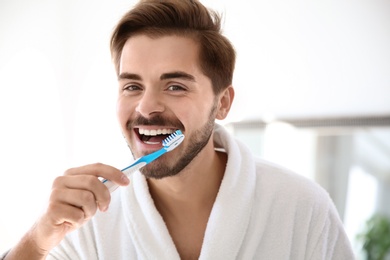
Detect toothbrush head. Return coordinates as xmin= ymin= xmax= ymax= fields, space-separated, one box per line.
xmin=162 ymin=130 xmax=185 ymax=151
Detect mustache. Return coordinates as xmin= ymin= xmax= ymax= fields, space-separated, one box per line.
xmin=126 ymin=114 xmax=185 ymax=130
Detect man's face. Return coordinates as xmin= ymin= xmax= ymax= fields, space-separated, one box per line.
xmin=117 ymin=34 xmax=218 ymax=179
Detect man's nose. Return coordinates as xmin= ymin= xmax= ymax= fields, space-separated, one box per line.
xmin=135 ymin=89 xmax=165 ymax=117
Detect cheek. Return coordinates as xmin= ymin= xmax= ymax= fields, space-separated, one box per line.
xmin=116 ymin=98 xmax=133 ymax=128
xmin=182 ymin=104 xmax=209 ymax=127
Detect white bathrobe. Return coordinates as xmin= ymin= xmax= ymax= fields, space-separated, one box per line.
xmin=48 ymin=124 xmax=355 ymax=259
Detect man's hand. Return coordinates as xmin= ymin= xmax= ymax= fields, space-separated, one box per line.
xmin=5 ymin=163 xmax=130 ymax=260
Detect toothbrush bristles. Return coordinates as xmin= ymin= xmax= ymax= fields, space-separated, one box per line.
xmin=162 ymin=130 xmax=182 ymax=146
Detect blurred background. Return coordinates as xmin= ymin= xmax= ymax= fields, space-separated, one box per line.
xmin=1 ymin=0 xmax=389 ymax=258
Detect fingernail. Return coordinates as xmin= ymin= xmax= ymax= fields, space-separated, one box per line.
xmin=97 ymin=201 xmax=109 ymax=212
xmin=121 ymin=174 xmax=130 ymax=184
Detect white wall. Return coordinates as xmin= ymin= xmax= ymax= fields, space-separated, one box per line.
xmin=221 ymin=0 xmax=390 ymax=122
xmin=1 ymin=0 xmax=389 ymax=253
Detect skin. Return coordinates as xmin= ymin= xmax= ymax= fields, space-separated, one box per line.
xmin=5 ymin=164 xmax=130 ymax=260
xmin=5 ymin=34 xmax=234 ymax=260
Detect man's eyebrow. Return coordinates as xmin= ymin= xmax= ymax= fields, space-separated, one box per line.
xmin=118 ymin=71 xmax=196 ymax=82
xmin=160 ymin=71 xmax=196 ymax=82
xmin=118 ymin=72 xmax=142 ymax=81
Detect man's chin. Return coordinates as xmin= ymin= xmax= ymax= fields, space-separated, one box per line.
xmin=139 ymin=163 xmax=175 ymax=179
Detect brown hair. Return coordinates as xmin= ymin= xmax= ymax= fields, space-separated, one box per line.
xmin=110 ymin=0 xmax=236 ymax=94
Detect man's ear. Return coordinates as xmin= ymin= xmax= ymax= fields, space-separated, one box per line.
xmin=216 ymin=85 xmax=235 ymax=120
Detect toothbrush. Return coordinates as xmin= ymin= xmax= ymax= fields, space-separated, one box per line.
xmin=102 ymin=129 xmax=185 ymax=193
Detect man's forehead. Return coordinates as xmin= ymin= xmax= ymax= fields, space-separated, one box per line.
xmin=118 ymin=34 xmax=203 ymax=80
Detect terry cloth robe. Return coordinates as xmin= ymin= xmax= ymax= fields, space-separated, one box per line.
xmin=48 ymin=124 xmax=355 ymax=259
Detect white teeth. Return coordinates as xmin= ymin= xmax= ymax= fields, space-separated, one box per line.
xmin=163 ymin=129 xmax=172 ymax=134
xmin=138 ymin=128 xmax=174 ymax=136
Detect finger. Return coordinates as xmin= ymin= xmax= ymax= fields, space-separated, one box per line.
xmin=50 ymin=187 xmax=98 ymax=221
xmin=53 ymin=175 xmax=110 ymax=212
xmin=65 ymin=163 xmax=130 ymax=186
xmin=46 ymin=201 xmax=86 ymax=231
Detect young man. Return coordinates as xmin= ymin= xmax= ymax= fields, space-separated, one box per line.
xmin=4 ymin=0 xmax=355 ymax=259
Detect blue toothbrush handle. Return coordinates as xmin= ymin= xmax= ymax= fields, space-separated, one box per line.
xmin=135 ymin=147 xmax=167 ymax=164
xmin=102 ymin=147 xmax=168 ymax=193
xmin=103 ymin=162 xmax=146 ymax=193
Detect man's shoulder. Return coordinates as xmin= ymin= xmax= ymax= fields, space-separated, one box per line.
xmin=253 ymin=158 xmax=330 ymax=203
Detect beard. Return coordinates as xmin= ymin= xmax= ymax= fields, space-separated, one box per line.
xmin=126 ymin=101 xmax=218 ymax=179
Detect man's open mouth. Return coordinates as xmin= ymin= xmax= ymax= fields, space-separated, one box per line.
xmin=136 ymin=128 xmax=176 ymax=145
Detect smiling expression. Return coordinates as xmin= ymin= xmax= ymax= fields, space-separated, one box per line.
xmin=116 ymin=34 xmax=221 ymax=178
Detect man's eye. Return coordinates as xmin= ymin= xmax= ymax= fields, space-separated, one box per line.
xmin=167 ymin=84 xmax=185 ymax=91
xmin=124 ymin=84 xmax=142 ymax=91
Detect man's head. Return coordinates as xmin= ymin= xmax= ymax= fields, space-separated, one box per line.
xmin=111 ymin=0 xmax=235 ymax=178
xmin=110 ymin=0 xmax=236 ymax=95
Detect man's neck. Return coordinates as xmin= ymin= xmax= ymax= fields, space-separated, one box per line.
xmin=147 ymin=145 xmax=227 ymax=216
